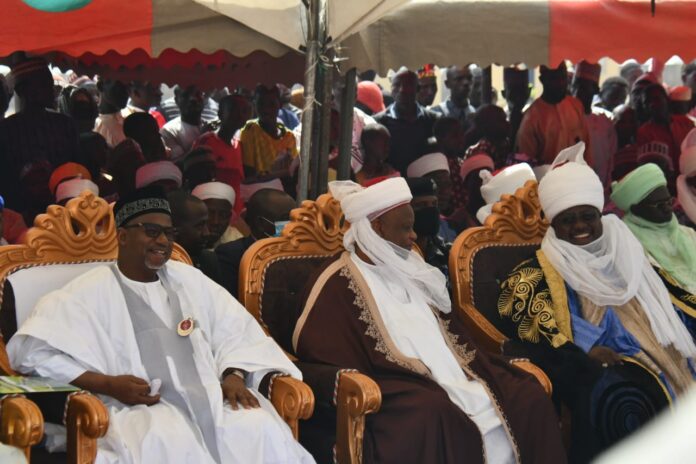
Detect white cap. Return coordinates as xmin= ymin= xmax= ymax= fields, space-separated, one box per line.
xmin=135 ymin=161 xmax=183 ymax=189
xmin=407 ymin=153 xmax=449 ymax=177
xmin=192 ymin=181 xmax=236 ymax=206
xmin=55 ymin=178 xmax=99 ymax=203
xmin=239 ymin=178 xmax=284 ymax=203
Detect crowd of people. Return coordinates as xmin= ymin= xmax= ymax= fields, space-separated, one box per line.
xmin=1 ymin=53 xmax=696 ymax=463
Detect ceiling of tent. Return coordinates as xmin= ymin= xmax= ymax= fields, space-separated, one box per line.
xmin=0 ymin=0 xmax=306 ymax=88
xmin=192 ymin=0 xmax=409 ymax=51
xmin=337 ymin=0 xmax=696 ymax=74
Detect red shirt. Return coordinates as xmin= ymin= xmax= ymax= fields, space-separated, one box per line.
xmin=195 ymin=132 xmax=245 ymax=214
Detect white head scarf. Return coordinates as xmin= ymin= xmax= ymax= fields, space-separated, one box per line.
xmin=539 ymin=143 xmax=696 ymax=357
xmin=677 ymin=130 xmax=696 ymax=224
xmin=476 ymin=163 xmax=536 ymax=223
xmin=329 ymin=178 xmax=451 ymax=312
xmin=55 ymin=178 xmax=99 ymax=203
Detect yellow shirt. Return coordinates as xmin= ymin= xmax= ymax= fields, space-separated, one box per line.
xmin=240 ymin=120 xmax=298 ymax=174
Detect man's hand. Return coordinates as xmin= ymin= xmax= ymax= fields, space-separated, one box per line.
xmin=221 ymin=375 xmax=260 ymax=410
xmin=588 ymin=346 xmax=622 ymax=367
xmin=106 ymin=375 xmax=160 ymax=406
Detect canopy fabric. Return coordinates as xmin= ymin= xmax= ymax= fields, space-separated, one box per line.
xmin=192 ymin=0 xmax=409 ymax=51
xmin=0 ymin=0 xmax=305 ymax=87
xmin=340 ymin=0 xmax=696 ymax=74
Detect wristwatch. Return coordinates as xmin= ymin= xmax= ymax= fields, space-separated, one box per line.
xmin=222 ymin=368 xmax=247 ymax=381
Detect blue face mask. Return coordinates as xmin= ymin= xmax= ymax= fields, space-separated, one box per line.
xmin=272 ymin=220 xmax=289 ymax=237
xmin=261 ymin=217 xmax=289 ymax=238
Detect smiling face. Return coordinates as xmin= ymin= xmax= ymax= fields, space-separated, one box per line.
xmin=551 ymin=205 xmax=603 ymax=246
xmin=117 ymin=212 xmax=174 ymax=281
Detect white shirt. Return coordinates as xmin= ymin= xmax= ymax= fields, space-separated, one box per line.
xmin=160 ymin=117 xmax=203 ymax=163
xmin=94 ymin=112 xmax=126 ymax=148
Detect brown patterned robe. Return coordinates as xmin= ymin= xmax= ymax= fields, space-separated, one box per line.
xmin=294 ymin=252 xmax=566 ymax=464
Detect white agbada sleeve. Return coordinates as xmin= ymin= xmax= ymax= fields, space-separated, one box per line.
xmin=203 ymin=277 xmax=302 ymax=390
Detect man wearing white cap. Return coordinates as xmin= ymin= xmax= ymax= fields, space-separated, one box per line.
xmin=499 ymin=142 xmax=695 ymax=462
xmin=572 ymin=61 xmax=617 ymax=187
xmin=192 ymin=181 xmax=244 ymax=249
xmin=135 ymin=161 xmax=183 ymax=192
xmin=677 ymin=129 xmax=696 ymax=226
xmin=55 ymin=178 xmax=100 ymax=205
xmin=295 ymin=177 xmax=566 ymax=464
xmin=407 ymin=153 xmax=457 ymax=241
xmin=476 ymin=163 xmax=536 ymax=223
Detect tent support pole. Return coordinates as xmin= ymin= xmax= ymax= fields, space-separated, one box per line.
xmin=336 ymin=67 xmax=357 ymax=180
xmin=316 ymin=62 xmax=333 ymax=195
xmin=482 ymin=65 xmax=493 ymax=105
xmin=297 ymin=0 xmax=320 ymax=203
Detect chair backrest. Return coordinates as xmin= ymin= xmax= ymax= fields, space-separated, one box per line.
xmin=0 ymin=192 xmax=192 ymax=372
xmin=449 ymin=180 xmax=549 ymax=352
xmin=238 ymin=193 xmax=346 ymax=353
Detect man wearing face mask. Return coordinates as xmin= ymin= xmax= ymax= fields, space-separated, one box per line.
xmin=216 ymin=188 xmax=295 ymax=297
xmin=406 ymin=177 xmax=451 ymax=286
xmin=499 ymin=143 xmax=694 ymax=463
xmin=611 ymin=163 xmax=696 ymax=337
xmin=294 ymin=177 xmax=567 ymax=464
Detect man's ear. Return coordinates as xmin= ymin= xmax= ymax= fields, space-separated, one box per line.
xmin=116 ymin=228 xmax=128 ymax=246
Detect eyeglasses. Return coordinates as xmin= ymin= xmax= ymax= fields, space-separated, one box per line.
xmin=642 ymin=198 xmax=672 ymax=209
xmin=122 ymin=223 xmax=178 ymax=241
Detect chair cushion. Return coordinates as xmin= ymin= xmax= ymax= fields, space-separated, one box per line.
xmin=261 ymin=256 xmax=333 ymax=353
xmin=471 ymin=244 xmax=539 ymax=333
xmin=4 ymin=261 xmax=112 ymax=337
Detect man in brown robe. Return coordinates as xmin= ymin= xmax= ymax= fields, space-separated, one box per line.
xmin=293 ymin=178 xmax=566 ymax=464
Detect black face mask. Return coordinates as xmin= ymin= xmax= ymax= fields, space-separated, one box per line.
xmin=413 ymin=206 xmax=440 ymax=237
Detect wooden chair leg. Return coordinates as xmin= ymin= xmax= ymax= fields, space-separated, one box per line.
xmin=0 ymin=395 xmax=43 ymax=462
xmin=65 ymin=392 xmax=109 ymax=464
xmin=335 ymin=372 xmax=381 ymax=464
xmin=269 ymin=376 xmax=315 ymax=439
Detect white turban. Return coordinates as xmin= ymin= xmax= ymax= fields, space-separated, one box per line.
xmin=55 ymin=178 xmax=99 ymax=203
xmin=192 ymin=181 xmax=235 ymax=206
xmin=460 ymin=153 xmax=494 ymax=180
xmin=330 ymin=177 xmax=412 ymax=223
xmin=538 ymin=142 xmax=604 ymax=221
xmin=476 ymin=163 xmax=536 ymax=223
xmin=406 ymin=153 xmax=449 ymax=178
xmin=135 ymin=161 xmax=182 ymax=189
xmin=328 ymin=178 xmax=450 ymax=312
xmin=239 ymin=178 xmax=284 ymax=203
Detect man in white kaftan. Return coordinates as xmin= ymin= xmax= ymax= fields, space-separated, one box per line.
xmin=7 ymin=186 xmax=314 ymax=464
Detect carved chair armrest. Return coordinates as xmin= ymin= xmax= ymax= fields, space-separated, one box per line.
xmin=65 ymin=392 xmax=109 ymax=464
xmin=509 ymin=359 xmax=553 ymax=395
xmin=269 ymin=376 xmax=315 ymax=440
xmin=335 ymin=371 xmax=381 ymax=464
xmin=0 ymin=395 xmax=44 ymax=462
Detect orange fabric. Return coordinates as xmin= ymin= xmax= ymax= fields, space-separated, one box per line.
xmin=550 ymin=0 xmax=696 ymax=65
xmin=0 ymin=0 xmax=151 ymax=55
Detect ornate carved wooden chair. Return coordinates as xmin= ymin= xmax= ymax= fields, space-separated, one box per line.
xmin=0 ymin=372 xmax=44 ymax=462
xmin=0 ymin=191 xmax=312 ymax=463
xmin=449 ymin=180 xmax=552 ymax=393
xmin=239 ymin=193 xmax=381 ymax=464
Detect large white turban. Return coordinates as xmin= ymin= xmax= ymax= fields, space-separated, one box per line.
xmin=330 ymin=177 xmax=412 ymax=223
xmin=55 ymin=178 xmax=99 ymax=203
xmin=329 ymin=178 xmax=451 ymax=312
xmin=135 ymin=161 xmax=182 ymax=189
xmin=476 ymin=163 xmax=536 ymax=223
xmin=192 ymin=181 xmax=236 ymax=206
xmin=538 ymin=142 xmax=604 ymax=221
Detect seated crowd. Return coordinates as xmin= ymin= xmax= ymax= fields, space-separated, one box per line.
xmin=1 ymin=54 xmax=696 ymax=464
